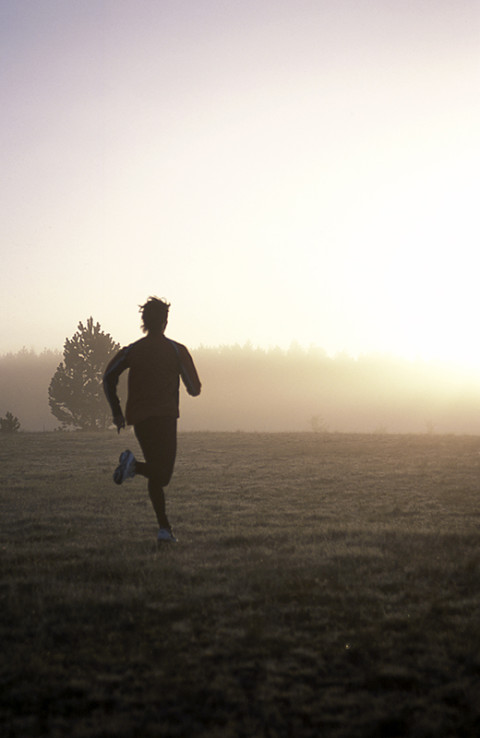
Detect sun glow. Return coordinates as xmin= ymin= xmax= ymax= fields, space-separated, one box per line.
xmin=0 ymin=1 xmax=478 ymax=374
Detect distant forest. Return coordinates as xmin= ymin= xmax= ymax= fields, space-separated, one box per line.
xmin=2 ymin=345 xmax=480 ymax=434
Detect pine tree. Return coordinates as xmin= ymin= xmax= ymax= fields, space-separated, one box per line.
xmin=48 ymin=318 xmax=120 ymax=430
xmin=0 ymin=411 xmax=21 ymax=433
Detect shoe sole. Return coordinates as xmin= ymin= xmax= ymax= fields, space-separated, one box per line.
xmin=113 ymin=450 xmax=134 ymax=485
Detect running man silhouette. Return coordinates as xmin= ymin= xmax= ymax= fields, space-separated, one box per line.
xmin=103 ymin=297 xmax=201 ymax=543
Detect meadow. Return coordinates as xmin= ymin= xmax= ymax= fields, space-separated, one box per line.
xmin=1 ymin=431 xmax=480 ymax=737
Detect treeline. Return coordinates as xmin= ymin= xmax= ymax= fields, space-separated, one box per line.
xmin=186 ymin=345 xmax=480 ymax=434
xmin=0 ymin=349 xmax=62 ymax=431
xmin=3 ymin=344 xmax=480 ymax=434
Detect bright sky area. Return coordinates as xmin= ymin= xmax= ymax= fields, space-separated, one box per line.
xmin=1 ymin=0 xmax=479 ymax=367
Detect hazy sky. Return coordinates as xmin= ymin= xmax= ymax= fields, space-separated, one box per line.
xmin=2 ymin=0 xmax=479 ymax=366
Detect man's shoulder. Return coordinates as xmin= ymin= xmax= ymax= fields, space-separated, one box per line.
xmin=166 ymin=339 xmax=196 ymax=364
xmin=166 ymin=337 xmax=189 ymax=353
xmin=110 ymin=338 xmax=146 ymax=364
xmin=128 ymin=336 xmax=148 ymax=348
xmin=129 ymin=335 xmax=181 ymax=361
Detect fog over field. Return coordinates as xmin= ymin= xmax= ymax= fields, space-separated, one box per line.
xmin=2 ymin=345 xmax=480 ymax=435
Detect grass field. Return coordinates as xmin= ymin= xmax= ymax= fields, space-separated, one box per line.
xmin=1 ymin=431 xmax=480 ymax=737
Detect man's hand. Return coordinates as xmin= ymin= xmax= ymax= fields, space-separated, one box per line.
xmin=113 ymin=413 xmax=126 ymax=434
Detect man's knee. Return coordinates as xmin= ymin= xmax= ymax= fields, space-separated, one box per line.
xmin=149 ymin=466 xmax=173 ymax=488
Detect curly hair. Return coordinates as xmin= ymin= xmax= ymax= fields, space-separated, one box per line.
xmin=140 ymin=296 xmax=170 ymax=333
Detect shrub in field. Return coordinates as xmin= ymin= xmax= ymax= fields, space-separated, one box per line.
xmin=0 ymin=410 xmax=21 ymax=433
xmin=48 ymin=318 xmax=120 ymax=430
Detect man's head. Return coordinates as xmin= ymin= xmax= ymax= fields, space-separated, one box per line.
xmin=140 ymin=296 xmax=170 ymax=334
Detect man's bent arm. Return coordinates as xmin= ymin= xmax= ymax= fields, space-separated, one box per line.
xmin=170 ymin=341 xmax=202 ymax=396
xmin=103 ymin=348 xmax=130 ymax=417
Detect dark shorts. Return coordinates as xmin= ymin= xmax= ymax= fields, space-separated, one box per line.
xmin=134 ymin=416 xmax=177 ymax=487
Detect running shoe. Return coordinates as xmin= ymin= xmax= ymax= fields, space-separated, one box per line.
xmin=157 ymin=528 xmax=177 ymax=543
xmin=113 ymin=449 xmax=136 ymax=485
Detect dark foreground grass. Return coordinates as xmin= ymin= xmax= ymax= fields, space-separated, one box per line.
xmin=1 ymin=431 xmax=480 ymax=737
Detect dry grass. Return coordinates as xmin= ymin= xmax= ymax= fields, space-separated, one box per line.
xmin=1 ymin=431 xmax=480 ymax=737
